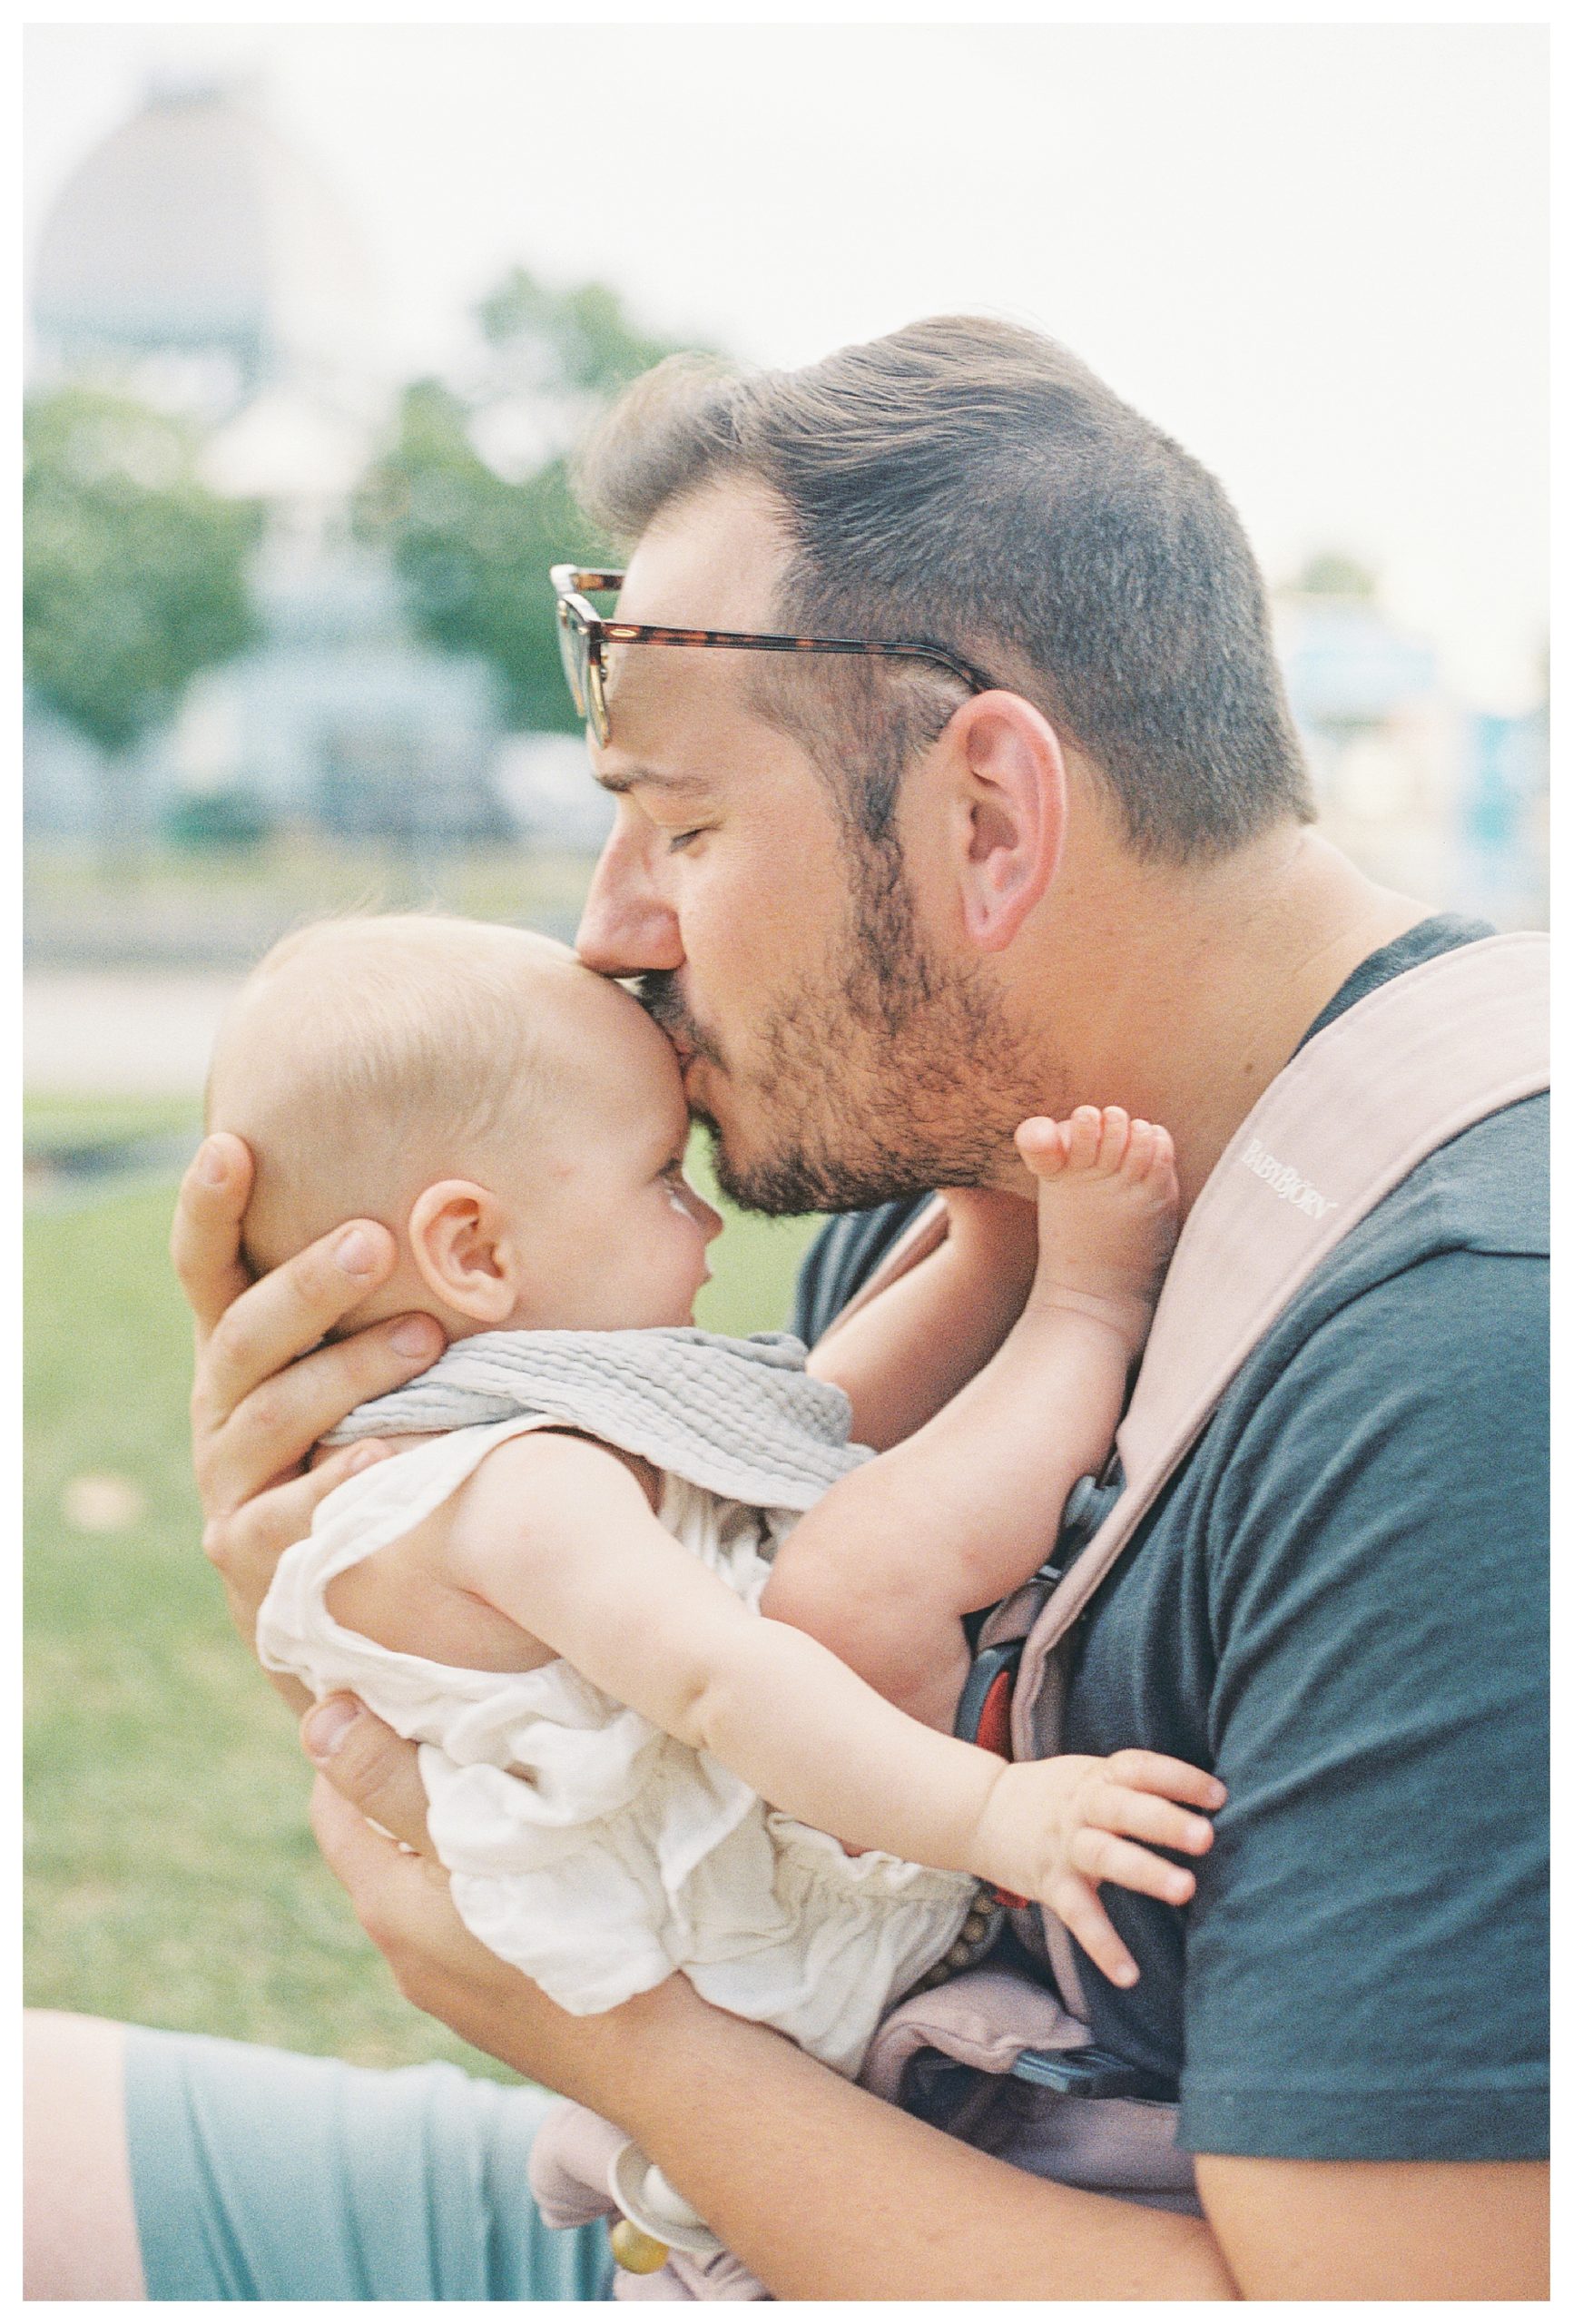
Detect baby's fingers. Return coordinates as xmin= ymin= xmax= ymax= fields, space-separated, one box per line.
xmin=1106 ymin=1749 xmax=1226 ymax=1811
xmin=1047 ymin=1874 xmax=1140 ymax=1989
xmin=1094 ymin=1785 xmax=1215 ymax=1858
xmin=1069 ymin=1827 xmax=1197 ymax=1907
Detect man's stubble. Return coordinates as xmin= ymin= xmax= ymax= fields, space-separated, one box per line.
xmin=639 ymin=831 xmax=1058 ymax=1217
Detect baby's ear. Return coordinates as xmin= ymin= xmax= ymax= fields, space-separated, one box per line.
xmin=408 ymin=1181 xmax=518 ymax=1324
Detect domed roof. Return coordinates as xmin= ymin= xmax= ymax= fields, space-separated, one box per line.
xmin=31 ymin=79 xmax=379 ymax=400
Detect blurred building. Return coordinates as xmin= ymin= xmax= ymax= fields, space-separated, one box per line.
xmin=1275 ymin=577 xmax=1548 ymax=931
xmin=31 ymin=71 xmax=378 ymax=421
xmin=25 ymin=75 xmax=510 ymax=848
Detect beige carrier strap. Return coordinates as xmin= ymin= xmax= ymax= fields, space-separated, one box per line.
xmin=813 ymin=1196 xmax=951 ymax=1339
xmin=992 ymin=931 xmax=1548 ymax=2014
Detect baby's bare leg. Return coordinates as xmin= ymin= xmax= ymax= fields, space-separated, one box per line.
xmin=1015 ymin=1106 xmax=1179 ymax=1358
xmin=766 ymin=1109 xmax=1179 ymax=1733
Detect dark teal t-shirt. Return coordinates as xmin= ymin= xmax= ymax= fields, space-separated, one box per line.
xmin=792 ymin=918 xmax=1548 ymax=2162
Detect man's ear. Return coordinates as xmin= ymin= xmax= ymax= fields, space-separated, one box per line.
xmin=945 ymin=693 xmax=1067 ymax=952
xmin=407 ymin=1180 xmax=518 ymax=1324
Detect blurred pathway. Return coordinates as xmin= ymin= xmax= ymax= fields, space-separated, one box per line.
xmin=25 ymin=971 xmax=243 ymax=1095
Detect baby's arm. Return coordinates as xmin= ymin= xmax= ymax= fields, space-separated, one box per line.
xmin=766 ymin=1109 xmax=1178 ymax=1728
xmin=441 ymin=1427 xmax=1220 ymax=1979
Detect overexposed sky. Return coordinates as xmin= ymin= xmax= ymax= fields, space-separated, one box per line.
xmin=25 ymin=19 xmax=1548 ymax=706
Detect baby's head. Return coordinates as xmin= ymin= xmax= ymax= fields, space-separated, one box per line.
xmin=206 ymin=915 xmax=722 ymax=1340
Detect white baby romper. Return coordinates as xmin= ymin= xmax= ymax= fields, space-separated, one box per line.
xmin=257 ymin=1329 xmax=978 ymax=2079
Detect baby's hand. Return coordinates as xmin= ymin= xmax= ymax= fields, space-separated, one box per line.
xmin=971 ymin=1749 xmax=1225 ymax=1988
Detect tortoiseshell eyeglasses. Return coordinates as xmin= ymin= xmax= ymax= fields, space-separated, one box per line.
xmin=550 ymin=564 xmax=997 ymax=746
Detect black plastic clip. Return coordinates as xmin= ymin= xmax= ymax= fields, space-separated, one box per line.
xmin=1059 ymin=1467 xmax=1124 ymax=1556
xmin=1009 ymin=2044 xmax=1177 ymax=2102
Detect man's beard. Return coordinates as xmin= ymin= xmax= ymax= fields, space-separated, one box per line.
xmin=638 ymin=834 xmax=1054 ymax=1216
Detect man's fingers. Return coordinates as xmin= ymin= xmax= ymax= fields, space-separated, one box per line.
xmin=307 ymin=1772 xmax=459 ymax=1975
xmin=203 ymin=1442 xmax=395 ymax=1600
xmin=198 ymin=1311 xmax=445 ymax=1521
xmin=306 ymin=1770 xmax=570 ymax=2048
xmin=303 ymin=1697 xmax=433 ymax=1853
xmin=171 ymin=1134 xmax=255 ymax=1344
xmin=309 ymin=1762 xmax=408 ymax=1879
xmin=195 ymin=1219 xmax=404 ymax=1430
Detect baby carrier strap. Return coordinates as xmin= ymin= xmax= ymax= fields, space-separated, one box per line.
xmin=988 ymin=930 xmax=1548 ymax=2013
xmin=861 ymin=931 xmax=1547 ymax=2106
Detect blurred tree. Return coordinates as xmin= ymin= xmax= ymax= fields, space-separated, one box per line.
xmin=477 ymin=267 xmax=693 ymax=407
xmin=24 ymin=387 xmax=263 ymax=862
xmin=358 ymin=271 xmax=713 ymax=734
xmin=162 ymin=784 xmax=277 ymax=852
xmin=356 ymin=384 xmax=587 ymax=734
xmin=1293 ymin=550 xmax=1379 ymax=601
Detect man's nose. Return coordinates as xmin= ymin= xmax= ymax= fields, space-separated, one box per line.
xmin=575 ymin=822 xmax=683 ymax=977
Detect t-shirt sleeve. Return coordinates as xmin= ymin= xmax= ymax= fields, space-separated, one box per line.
xmin=1177 ymin=1247 xmax=1548 ymax=2161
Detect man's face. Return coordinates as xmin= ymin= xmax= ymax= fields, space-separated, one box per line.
xmin=573 ymin=483 xmax=1043 ymax=1214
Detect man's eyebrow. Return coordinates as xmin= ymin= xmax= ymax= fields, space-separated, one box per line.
xmin=593 ymin=763 xmax=711 ymax=799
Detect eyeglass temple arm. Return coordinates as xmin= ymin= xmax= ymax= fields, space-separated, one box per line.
xmin=553 ymin=568 xmax=994 ymax=695
xmin=560 ymin=567 xmax=624 ymax=594
xmin=596 ymin=625 xmax=993 ymax=694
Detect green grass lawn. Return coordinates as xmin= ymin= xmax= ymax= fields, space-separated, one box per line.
xmin=24 ymin=1135 xmax=821 ymax=2070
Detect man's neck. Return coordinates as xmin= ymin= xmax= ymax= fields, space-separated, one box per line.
xmin=1035 ymin=828 xmax=1430 ymax=1216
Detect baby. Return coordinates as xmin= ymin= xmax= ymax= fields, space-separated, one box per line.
xmin=206 ymin=914 xmax=1219 ymax=2100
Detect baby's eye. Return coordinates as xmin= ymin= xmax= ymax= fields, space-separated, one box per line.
xmin=660 ymin=1158 xmax=707 ymax=1219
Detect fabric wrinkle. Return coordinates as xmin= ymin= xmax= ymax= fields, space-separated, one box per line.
xmin=258 ymin=1328 xmax=976 ymax=2081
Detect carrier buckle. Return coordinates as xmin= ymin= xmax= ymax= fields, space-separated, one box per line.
xmin=1010 ymin=2043 xmax=1177 ymax=2102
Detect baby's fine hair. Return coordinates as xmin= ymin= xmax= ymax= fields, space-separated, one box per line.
xmin=205 ymin=912 xmax=582 ymax=1275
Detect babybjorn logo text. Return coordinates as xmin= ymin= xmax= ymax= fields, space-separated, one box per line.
xmin=1240 ymin=1137 xmax=1338 ymax=1220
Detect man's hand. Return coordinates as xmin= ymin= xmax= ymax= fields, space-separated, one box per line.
xmin=171 ymin=1132 xmax=446 ymax=1678
xmin=301 ymin=1695 xmax=700 ymax=2102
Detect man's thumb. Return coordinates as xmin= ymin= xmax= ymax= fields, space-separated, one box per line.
xmin=302 ymin=1695 xmax=432 ymax=1852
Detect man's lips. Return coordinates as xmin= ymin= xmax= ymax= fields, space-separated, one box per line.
xmin=662 ymin=1025 xmax=713 ymax=1077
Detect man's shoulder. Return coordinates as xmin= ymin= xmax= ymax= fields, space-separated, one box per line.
xmin=1337 ymin=1083 xmax=1545 ymax=1260
xmin=1275 ymin=911 xmax=1545 ymax=1291
xmin=1178 ymin=1088 xmax=1547 ymax=1539
xmin=1101 ymin=1079 xmax=1550 ymax=1682
xmin=1235 ymin=1086 xmax=1547 ymax=1399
